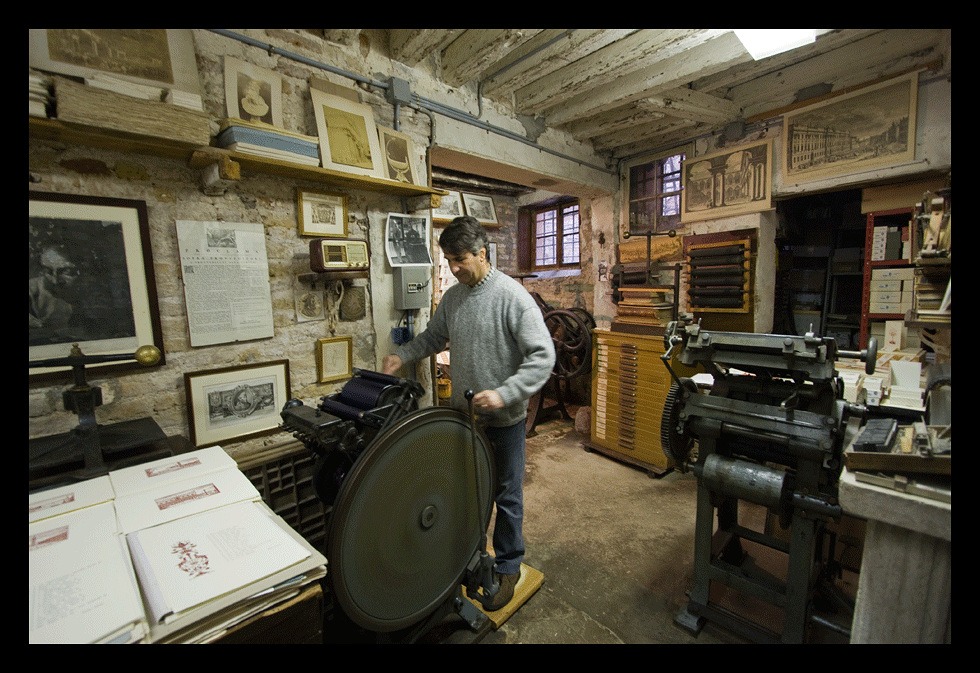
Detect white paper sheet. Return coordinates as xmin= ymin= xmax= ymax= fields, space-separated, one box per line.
xmin=108 ymin=446 xmax=237 ymax=498
xmin=29 ymin=475 xmax=115 ymax=523
xmin=126 ymin=500 xmax=311 ymax=623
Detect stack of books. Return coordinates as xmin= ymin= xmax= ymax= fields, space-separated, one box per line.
xmin=29 ymin=69 xmax=52 ymax=118
xmin=28 ymin=446 xmax=326 ymax=644
xmin=216 ymin=118 xmax=320 ymax=166
xmin=612 ymin=286 xmax=675 ymax=336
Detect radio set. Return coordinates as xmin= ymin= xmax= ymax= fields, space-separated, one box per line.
xmin=310 ymin=238 xmax=369 ymax=271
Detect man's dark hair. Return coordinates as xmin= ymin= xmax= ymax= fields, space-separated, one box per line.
xmin=439 ymin=216 xmax=488 ymax=257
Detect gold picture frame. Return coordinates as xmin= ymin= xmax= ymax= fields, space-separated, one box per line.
xmin=432 ymin=190 xmax=465 ymax=224
xmin=317 ymin=336 xmax=353 ymax=383
xmin=461 ymin=193 xmax=498 ymax=226
xmin=297 ymin=188 xmax=348 ymax=238
xmin=310 ymin=87 xmax=384 ymax=178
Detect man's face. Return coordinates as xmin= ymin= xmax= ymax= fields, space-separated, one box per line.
xmin=40 ymin=248 xmax=80 ymax=296
xmin=444 ymin=247 xmax=487 ymax=287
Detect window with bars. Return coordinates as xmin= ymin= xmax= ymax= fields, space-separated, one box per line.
xmin=627 ymin=152 xmax=685 ymax=234
xmin=532 ymin=201 xmax=580 ymax=269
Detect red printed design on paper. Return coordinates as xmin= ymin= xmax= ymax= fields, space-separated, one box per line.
xmin=154 ymin=483 xmax=220 ymax=510
xmin=146 ymin=456 xmax=203 ymax=478
xmin=172 ymin=540 xmax=211 ymax=578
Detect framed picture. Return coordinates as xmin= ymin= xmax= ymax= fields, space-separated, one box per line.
xmin=28 ymin=29 xmax=201 ymax=98
xmin=377 ymin=125 xmax=420 ymax=185
xmin=224 ymin=56 xmax=283 ymax=127
xmin=317 ymin=336 xmax=353 ymax=383
xmin=782 ymin=71 xmax=919 ymax=184
xmin=681 ymin=139 xmax=773 ymax=223
xmin=29 ymin=191 xmax=165 ymax=381
xmin=310 ymin=87 xmax=384 ymax=178
xmin=432 ymin=190 xmax=465 ymax=224
xmin=297 ymin=188 xmax=348 ymax=237
xmin=461 ymin=193 xmax=498 ymax=226
xmin=184 ymin=360 xmax=290 ymax=448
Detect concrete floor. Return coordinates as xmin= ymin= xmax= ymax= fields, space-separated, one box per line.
xmin=473 ymin=412 xmax=856 ymax=645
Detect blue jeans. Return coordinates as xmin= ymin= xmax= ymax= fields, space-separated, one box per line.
xmin=484 ymin=421 xmax=525 ymax=575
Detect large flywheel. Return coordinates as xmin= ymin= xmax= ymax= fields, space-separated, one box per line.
xmin=326 ymin=407 xmax=495 ymax=633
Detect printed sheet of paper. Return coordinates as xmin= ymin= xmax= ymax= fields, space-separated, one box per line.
xmin=29 ymin=503 xmax=146 ymax=643
xmin=385 ymin=213 xmax=433 ymax=267
xmin=108 ymin=446 xmax=237 ymax=498
xmin=29 ymin=475 xmax=115 ymax=523
xmin=114 ymin=466 xmax=261 ymax=534
xmin=176 ymin=220 xmax=274 ymax=347
xmin=126 ymin=500 xmax=311 ymax=623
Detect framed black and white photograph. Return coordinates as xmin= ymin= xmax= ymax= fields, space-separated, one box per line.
xmin=317 ymin=336 xmax=353 ymax=383
xmin=432 ymin=190 xmax=465 ymax=224
xmin=782 ymin=71 xmax=919 ymax=184
xmin=224 ymin=56 xmax=283 ymax=127
xmin=184 ymin=360 xmax=291 ymax=448
xmin=461 ymin=193 xmax=498 ymax=226
xmin=385 ymin=213 xmax=433 ymax=267
xmin=29 ymin=192 xmax=165 ymax=381
xmin=298 ymin=188 xmax=348 ymax=237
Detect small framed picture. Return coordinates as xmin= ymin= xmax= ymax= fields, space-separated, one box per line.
xmin=462 ymin=193 xmax=498 ymax=226
xmin=298 ymin=188 xmax=348 ymax=237
xmin=317 ymin=336 xmax=353 ymax=383
xmin=432 ymin=190 xmax=465 ymax=224
xmin=377 ymin=125 xmax=419 ymax=185
xmin=184 ymin=360 xmax=290 ymax=448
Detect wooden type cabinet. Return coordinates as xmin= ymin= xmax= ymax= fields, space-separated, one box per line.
xmin=587 ymin=330 xmax=674 ymax=475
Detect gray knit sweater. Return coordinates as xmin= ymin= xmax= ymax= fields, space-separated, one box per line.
xmin=395 ymin=269 xmax=555 ymax=427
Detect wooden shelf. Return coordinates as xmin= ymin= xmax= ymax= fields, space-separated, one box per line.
xmin=30 ymin=116 xmax=446 ymax=200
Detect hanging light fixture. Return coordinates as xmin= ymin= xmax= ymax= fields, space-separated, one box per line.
xmin=734 ymin=29 xmax=817 ymax=60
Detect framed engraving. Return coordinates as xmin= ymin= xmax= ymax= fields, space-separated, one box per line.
xmin=782 ymin=72 xmax=919 ymax=184
xmin=316 ymin=336 xmax=353 ymax=384
xmin=184 ymin=360 xmax=290 ymax=448
xmin=297 ymin=188 xmax=348 ymax=237
xmin=29 ymin=191 xmax=164 ymax=381
xmin=681 ymin=139 xmax=773 ymax=223
xmin=432 ymin=190 xmax=465 ymax=224
xmin=461 ymin=193 xmax=498 ymax=226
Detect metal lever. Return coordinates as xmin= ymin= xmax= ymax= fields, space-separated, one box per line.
xmin=463 ymin=390 xmax=499 ymax=608
xmin=838 ymin=336 xmax=879 ymax=375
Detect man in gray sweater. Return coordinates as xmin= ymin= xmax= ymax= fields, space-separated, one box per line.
xmin=383 ymin=216 xmax=555 ymax=610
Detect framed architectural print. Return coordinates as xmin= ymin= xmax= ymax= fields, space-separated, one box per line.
xmin=310 ymin=87 xmax=384 ymax=178
xmin=224 ymin=56 xmax=283 ymax=127
xmin=782 ymin=71 xmax=919 ymax=184
xmin=377 ymin=125 xmax=420 ymax=185
xmin=28 ymin=29 xmax=202 ymax=99
xmin=681 ymin=139 xmax=773 ymax=223
xmin=432 ymin=190 xmax=465 ymax=224
xmin=29 ymin=191 xmax=165 ymax=381
xmin=297 ymin=188 xmax=348 ymax=237
xmin=461 ymin=193 xmax=498 ymax=226
xmin=316 ymin=336 xmax=353 ymax=383
xmin=184 ymin=360 xmax=291 ymax=447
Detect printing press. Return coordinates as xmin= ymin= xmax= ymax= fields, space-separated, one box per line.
xmin=279 ymin=369 xmax=501 ymax=642
xmin=660 ymin=320 xmax=877 ymax=643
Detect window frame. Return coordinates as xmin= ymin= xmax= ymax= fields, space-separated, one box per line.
xmin=524 ymin=198 xmax=581 ymax=272
xmin=623 ymin=145 xmax=690 ymax=236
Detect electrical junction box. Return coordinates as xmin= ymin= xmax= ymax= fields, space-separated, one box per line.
xmin=394 ymin=267 xmax=431 ymax=310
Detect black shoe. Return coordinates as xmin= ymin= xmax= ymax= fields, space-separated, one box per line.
xmin=487 ymin=570 xmax=519 ymax=611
